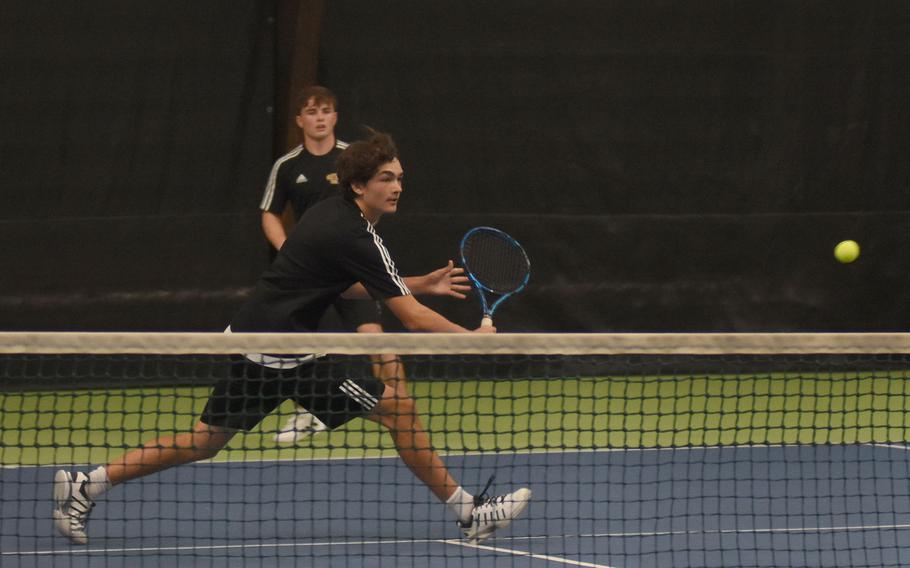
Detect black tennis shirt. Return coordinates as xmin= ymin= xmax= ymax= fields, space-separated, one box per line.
xmin=232 ymin=196 xmax=411 ymax=333
xmin=259 ymin=141 xmax=348 ymax=220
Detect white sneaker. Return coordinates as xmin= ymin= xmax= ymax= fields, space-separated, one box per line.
xmin=53 ymin=470 xmax=95 ymax=545
xmin=274 ymin=410 xmax=327 ymax=443
xmin=459 ymin=486 xmax=532 ymax=543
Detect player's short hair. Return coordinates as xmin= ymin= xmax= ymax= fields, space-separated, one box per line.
xmin=294 ymin=85 xmax=337 ymax=113
xmin=337 ymin=131 xmax=399 ymax=201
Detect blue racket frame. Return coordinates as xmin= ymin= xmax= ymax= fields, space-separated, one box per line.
xmin=459 ymin=226 xmax=531 ymax=324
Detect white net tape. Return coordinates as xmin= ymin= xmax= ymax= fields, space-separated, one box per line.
xmin=2 ymin=331 xmax=910 ymax=355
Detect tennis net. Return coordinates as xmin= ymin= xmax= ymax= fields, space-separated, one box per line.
xmin=2 ymin=332 xmax=910 ymax=567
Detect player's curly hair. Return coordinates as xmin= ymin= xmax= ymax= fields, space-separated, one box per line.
xmin=336 ymin=130 xmax=399 ymax=201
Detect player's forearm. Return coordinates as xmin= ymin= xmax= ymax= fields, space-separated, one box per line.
xmin=402 ymin=275 xmax=429 ymax=294
xmin=261 ymin=212 xmax=287 ymax=250
xmin=403 ymin=262 xmax=469 ymax=298
xmin=400 ymin=304 xmax=469 ymax=333
xmin=341 ymin=280 xmax=450 ymax=300
xmin=402 ymin=275 xmax=446 ymax=296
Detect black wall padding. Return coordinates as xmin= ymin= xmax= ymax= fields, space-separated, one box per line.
xmin=321 ymin=0 xmax=910 ymax=331
xmin=3 ymin=1 xmax=910 ymax=333
xmin=0 ymin=3 xmax=275 ymax=330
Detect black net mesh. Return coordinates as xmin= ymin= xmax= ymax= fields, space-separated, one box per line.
xmin=2 ymin=333 xmax=910 ymax=567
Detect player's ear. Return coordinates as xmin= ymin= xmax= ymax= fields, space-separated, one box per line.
xmin=351 ymin=182 xmax=366 ymax=196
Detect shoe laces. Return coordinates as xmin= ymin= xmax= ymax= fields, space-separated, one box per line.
xmin=458 ymin=475 xmax=496 ymax=530
xmin=69 ymin=482 xmax=96 ymax=528
xmin=473 ymin=475 xmax=512 ymax=512
xmin=472 ymin=475 xmax=496 ymax=507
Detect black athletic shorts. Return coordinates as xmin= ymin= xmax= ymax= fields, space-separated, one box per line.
xmin=200 ymin=355 xmax=387 ymax=431
xmin=333 ymin=298 xmax=382 ymax=330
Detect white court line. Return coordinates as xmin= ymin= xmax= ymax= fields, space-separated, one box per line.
xmin=444 ymin=539 xmax=616 ymax=568
xmin=547 ymin=523 xmax=910 ymax=539
xmin=10 ymin=522 xmax=910 ymax=558
xmin=3 ymin=537 xmax=439 ymax=557
xmin=871 ymin=442 xmax=910 ymax=451
xmin=6 ymin=536 xmax=619 ymax=563
xmin=459 ymin=522 xmax=910 ymax=546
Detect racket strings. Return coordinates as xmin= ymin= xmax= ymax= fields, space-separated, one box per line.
xmin=463 ymin=233 xmax=529 ymax=293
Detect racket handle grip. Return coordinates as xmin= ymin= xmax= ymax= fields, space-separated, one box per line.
xmin=481 ymin=315 xmax=494 ymax=328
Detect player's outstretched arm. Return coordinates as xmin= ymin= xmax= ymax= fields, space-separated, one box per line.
xmin=404 ymin=260 xmax=470 ymax=298
xmin=385 ymin=295 xmax=495 ymax=333
xmin=341 ymin=261 xmax=470 ymax=300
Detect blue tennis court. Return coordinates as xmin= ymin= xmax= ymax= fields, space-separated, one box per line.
xmin=4 ymin=444 xmax=910 ymax=567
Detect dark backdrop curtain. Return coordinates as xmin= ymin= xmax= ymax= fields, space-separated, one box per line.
xmin=321 ymin=0 xmax=910 ymax=331
xmin=0 ymin=2 xmax=275 ymax=330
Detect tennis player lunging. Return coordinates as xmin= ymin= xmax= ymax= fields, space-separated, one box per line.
xmin=53 ymin=132 xmax=531 ymax=546
xmin=261 ymin=85 xmax=406 ymax=444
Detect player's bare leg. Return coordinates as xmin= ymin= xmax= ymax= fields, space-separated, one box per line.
xmin=366 ymin=384 xmax=531 ymax=543
xmin=106 ymin=422 xmax=237 ymax=483
xmin=54 ymin=422 xmax=236 ymax=544
xmin=357 ymin=322 xmax=407 ymax=387
xmin=367 ymin=380 xmax=451 ymax=499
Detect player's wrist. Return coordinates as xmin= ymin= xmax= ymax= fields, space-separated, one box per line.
xmin=404 ymin=275 xmax=428 ymax=295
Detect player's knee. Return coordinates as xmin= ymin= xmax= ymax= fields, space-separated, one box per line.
xmin=392 ymin=394 xmax=418 ymax=421
xmin=189 ymin=423 xmax=232 ymax=460
xmin=357 ymin=323 xmax=384 ymax=334
xmin=376 ymin=391 xmax=417 ymax=420
xmin=189 ymin=436 xmax=225 ymax=460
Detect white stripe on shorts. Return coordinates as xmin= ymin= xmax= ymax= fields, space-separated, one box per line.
xmin=339 ymin=379 xmax=379 ymax=412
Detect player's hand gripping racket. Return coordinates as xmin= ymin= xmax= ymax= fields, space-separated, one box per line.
xmin=459 ymin=227 xmax=531 ymax=327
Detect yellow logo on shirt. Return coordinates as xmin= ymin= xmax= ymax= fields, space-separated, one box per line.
xmin=326 ymin=173 xmax=339 ymax=185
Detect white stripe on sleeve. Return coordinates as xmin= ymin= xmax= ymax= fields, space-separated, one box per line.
xmin=259 ymin=145 xmax=303 ymax=211
xmin=364 ymin=221 xmax=410 ymax=295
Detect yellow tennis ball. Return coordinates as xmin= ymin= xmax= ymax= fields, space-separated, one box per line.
xmin=834 ymin=240 xmax=860 ymax=263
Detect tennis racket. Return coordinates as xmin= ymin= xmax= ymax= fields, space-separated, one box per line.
xmin=459 ymin=226 xmax=531 ymax=327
